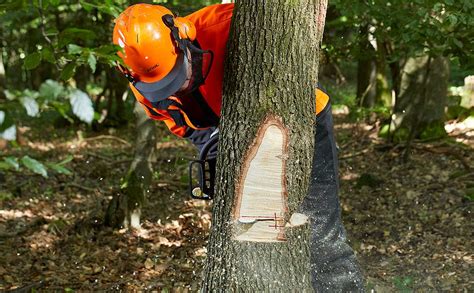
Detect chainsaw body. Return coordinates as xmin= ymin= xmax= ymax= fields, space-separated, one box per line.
xmin=188 ymin=131 xmax=218 ymax=200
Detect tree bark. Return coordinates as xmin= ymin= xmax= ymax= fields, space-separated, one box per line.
xmin=391 ymin=55 xmax=449 ymax=140
xmin=203 ymin=0 xmax=327 ymax=291
xmin=375 ymin=38 xmax=391 ymax=107
xmin=356 ymin=25 xmax=377 ymax=108
xmin=105 ymin=100 xmax=156 ymax=228
xmin=0 ymin=49 xmax=5 ymax=99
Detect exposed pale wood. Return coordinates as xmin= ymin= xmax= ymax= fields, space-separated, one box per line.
xmin=234 ymin=117 xmax=288 ymax=242
xmin=286 ymin=212 xmax=309 ymax=227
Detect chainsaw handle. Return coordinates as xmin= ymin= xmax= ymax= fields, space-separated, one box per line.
xmin=188 ymin=159 xmax=213 ymax=200
xmin=188 ymin=130 xmax=219 ymax=200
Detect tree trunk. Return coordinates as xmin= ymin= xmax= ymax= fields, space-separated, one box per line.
xmin=203 ymin=0 xmax=327 ymax=291
xmin=0 ymin=49 xmax=5 ymax=99
xmin=105 ymin=100 xmax=156 ymax=228
xmin=103 ymin=69 xmax=129 ymax=127
xmin=375 ymin=38 xmax=391 ymax=107
xmin=391 ymin=55 xmax=449 ymax=140
xmin=356 ymin=25 xmax=377 ymax=108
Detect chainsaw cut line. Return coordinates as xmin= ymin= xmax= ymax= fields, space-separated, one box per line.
xmin=233 ymin=115 xmax=289 ymax=242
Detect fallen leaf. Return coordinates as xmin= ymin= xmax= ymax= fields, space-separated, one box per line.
xmin=144 ymin=258 xmax=154 ymax=270
xmin=4 ymin=275 xmax=14 ymax=283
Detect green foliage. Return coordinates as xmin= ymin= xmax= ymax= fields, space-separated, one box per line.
xmin=419 ymin=122 xmax=447 ymax=140
xmin=356 ymin=173 xmax=383 ymax=189
xmin=1 ymin=79 xmax=96 ymax=142
xmin=69 ymin=89 xmax=95 ymax=124
xmin=0 ymin=154 xmax=73 ymax=177
xmin=393 ymin=275 xmax=414 ymax=293
xmin=23 ymin=52 xmax=42 ymax=70
xmin=391 ymin=127 xmax=410 ymax=142
xmin=378 ymin=124 xmax=390 ymax=138
xmin=21 ymin=155 xmax=48 ymax=177
xmin=328 ymin=0 xmax=474 ymax=65
xmin=329 ymin=84 xmax=357 ymax=107
xmin=348 ymin=105 xmax=391 ymax=122
xmin=464 ymin=187 xmax=474 ymax=201
xmin=0 ymin=190 xmax=14 ymax=201
xmin=47 ymin=155 xmax=74 ymax=175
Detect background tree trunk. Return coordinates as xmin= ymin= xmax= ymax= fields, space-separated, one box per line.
xmin=391 ymin=55 xmax=449 ymax=140
xmin=375 ymin=39 xmax=392 ymax=107
xmin=203 ymin=0 xmax=327 ymax=291
xmin=0 ymin=49 xmax=5 ymax=99
xmin=105 ymin=100 xmax=156 ymax=228
xmin=356 ymin=25 xmax=377 ymax=107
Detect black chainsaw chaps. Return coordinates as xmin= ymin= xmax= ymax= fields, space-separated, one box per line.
xmin=299 ymin=103 xmax=364 ymax=292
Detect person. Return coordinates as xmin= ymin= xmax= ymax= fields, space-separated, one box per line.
xmin=113 ymin=3 xmax=364 ymax=291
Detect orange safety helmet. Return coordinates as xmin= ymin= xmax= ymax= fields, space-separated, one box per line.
xmin=113 ymin=4 xmax=197 ymax=102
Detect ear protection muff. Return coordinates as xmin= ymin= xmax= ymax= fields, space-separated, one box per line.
xmin=161 ymin=13 xmax=214 ymax=97
xmin=174 ymin=17 xmax=197 ymax=41
xmin=162 ymin=14 xmax=196 ymax=42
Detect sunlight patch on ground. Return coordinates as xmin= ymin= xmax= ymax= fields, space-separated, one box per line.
xmin=341 ymin=171 xmax=359 ymax=181
xmin=445 ymin=117 xmax=474 ymax=146
xmin=0 ymin=209 xmax=35 ymax=219
xmin=26 ymin=230 xmax=59 ymax=250
xmin=27 ymin=141 xmax=56 ymax=152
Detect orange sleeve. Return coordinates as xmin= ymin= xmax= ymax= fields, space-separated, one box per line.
xmin=129 ymin=85 xmax=190 ymax=137
xmin=162 ymin=119 xmax=188 ymax=137
xmin=315 ymin=88 xmax=330 ymax=115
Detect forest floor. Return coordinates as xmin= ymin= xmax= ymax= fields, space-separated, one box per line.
xmin=0 ymin=112 xmax=473 ymax=292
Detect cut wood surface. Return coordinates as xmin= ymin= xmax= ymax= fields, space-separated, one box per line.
xmin=234 ymin=118 xmax=288 ymax=242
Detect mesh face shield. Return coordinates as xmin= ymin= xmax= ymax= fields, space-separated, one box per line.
xmin=175 ymin=41 xmax=214 ymax=97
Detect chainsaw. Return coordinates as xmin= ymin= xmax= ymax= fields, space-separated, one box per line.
xmin=188 ymin=130 xmax=218 ymax=200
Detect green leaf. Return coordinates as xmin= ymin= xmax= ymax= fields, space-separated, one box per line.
xmin=21 ymin=156 xmax=48 ymax=178
xmin=20 ymin=97 xmax=39 ymax=117
xmin=24 ymin=52 xmax=42 ymax=70
xmin=69 ymin=89 xmax=94 ymax=124
xmin=79 ymin=0 xmax=94 ymax=12
xmin=51 ymin=101 xmax=74 ymax=123
xmin=0 ymin=111 xmax=14 ymax=132
xmin=0 ymin=162 xmax=12 ymax=170
xmin=39 ymin=79 xmax=64 ymax=100
xmin=67 ymin=44 xmax=82 ymax=55
xmin=88 ymin=54 xmax=97 ymax=73
xmin=57 ymin=155 xmax=74 ymax=165
xmin=447 ymin=14 xmax=458 ymax=25
xmin=453 ymin=38 xmax=463 ymax=48
xmin=41 ymin=48 xmax=56 ymax=63
xmin=46 ymin=156 xmax=74 ymax=175
xmin=59 ymin=28 xmax=96 ymax=47
xmin=49 ymin=0 xmax=60 ymax=6
xmin=3 ymin=157 xmax=19 ymax=171
xmin=0 ymin=110 xmax=4 ymax=125
xmin=95 ymin=44 xmax=121 ymax=55
xmin=0 ymin=125 xmax=16 ymax=141
xmin=61 ymin=63 xmax=76 ymax=81
xmin=48 ymin=164 xmax=72 ymax=175
xmin=0 ymin=191 xmax=13 ymax=201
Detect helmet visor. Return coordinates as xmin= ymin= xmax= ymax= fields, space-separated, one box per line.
xmin=133 ymin=53 xmax=189 ymax=103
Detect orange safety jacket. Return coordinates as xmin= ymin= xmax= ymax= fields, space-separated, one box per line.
xmin=130 ymin=3 xmax=329 ymax=138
